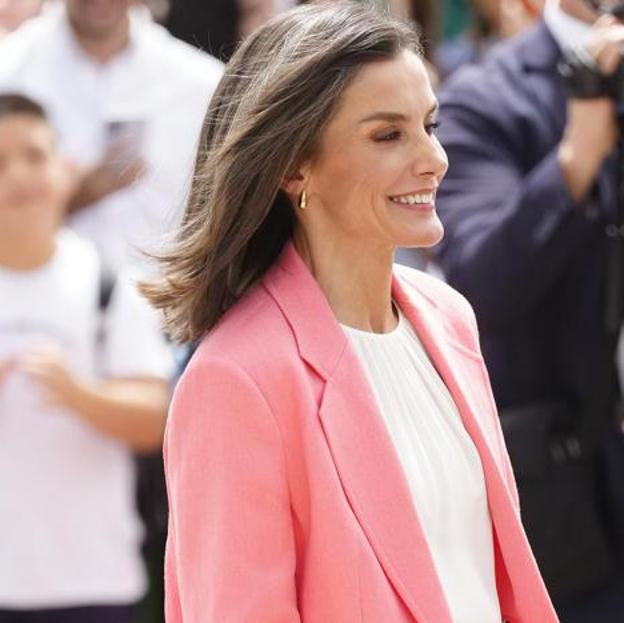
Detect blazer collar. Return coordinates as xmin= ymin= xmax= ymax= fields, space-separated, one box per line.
xmin=263 ymin=240 xmax=488 ymax=386
xmin=262 ymin=241 xmax=349 ymax=381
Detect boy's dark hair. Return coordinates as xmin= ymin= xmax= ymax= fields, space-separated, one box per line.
xmin=0 ymin=93 xmax=47 ymax=121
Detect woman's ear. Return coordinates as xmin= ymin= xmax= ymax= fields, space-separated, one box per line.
xmin=280 ymin=170 xmax=305 ymax=197
xmin=281 ymin=156 xmax=314 ymax=197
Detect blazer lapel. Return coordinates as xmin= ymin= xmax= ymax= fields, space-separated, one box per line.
xmin=392 ymin=269 xmax=520 ymax=516
xmin=392 ymin=272 xmax=554 ymax=619
xmin=264 ymin=244 xmax=452 ymax=623
xmin=392 ymin=274 xmax=503 ymax=467
xmin=319 ymin=350 xmax=453 ymax=623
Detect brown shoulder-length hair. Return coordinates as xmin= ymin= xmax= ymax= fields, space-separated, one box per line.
xmin=142 ymin=1 xmax=422 ymax=344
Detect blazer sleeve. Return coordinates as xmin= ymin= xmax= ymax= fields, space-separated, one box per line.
xmin=163 ymin=356 xmax=301 ymax=623
xmin=434 ymin=79 xmax=603 ymax=333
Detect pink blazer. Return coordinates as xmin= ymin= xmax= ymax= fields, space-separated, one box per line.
xmin=163 ymin=241 xmax=558 ymax=623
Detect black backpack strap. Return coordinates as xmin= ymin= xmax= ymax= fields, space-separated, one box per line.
xmin=98 ymin=268 xmax=116 ymax=312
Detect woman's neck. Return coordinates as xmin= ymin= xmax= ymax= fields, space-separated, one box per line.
xmin=293 ymin=231 xmax=397 ymax=334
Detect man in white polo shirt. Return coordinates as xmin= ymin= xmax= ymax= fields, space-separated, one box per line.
xmin=0 ymin=0 xmax=223 ymax=274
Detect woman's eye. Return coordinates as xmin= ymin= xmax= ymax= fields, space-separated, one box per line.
xmin=426 ymin=121 xmax=440 ymax=135
xmin=374 ymin=130 xmax=402 ymax=142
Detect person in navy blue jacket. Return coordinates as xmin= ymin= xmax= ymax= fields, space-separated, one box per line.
xmin=434 ymin=1 xmax=624 ymax=621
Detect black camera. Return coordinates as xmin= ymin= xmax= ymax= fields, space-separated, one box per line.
xmin=558 ymin=1 xmax=624 ymax=101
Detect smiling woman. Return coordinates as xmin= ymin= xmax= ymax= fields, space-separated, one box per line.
xmin=288 ymin=49 xmax=447 ymax=278
xmin=141 ymin=3 xmax=558 ymax=622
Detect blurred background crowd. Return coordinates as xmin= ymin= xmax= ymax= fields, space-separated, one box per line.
xmin=5 ymin=0 xmax=624 ymax=622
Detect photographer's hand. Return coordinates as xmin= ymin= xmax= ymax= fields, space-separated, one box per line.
xmin=558 ymin=15 xmax=623 ymax=203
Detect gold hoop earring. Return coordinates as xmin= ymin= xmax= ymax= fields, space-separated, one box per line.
xmin=298 ymin=189 xmax=308 ymax=210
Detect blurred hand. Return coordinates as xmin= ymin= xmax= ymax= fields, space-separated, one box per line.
xmin=586 ymin=14 xmax=624 ymax=76
xmin=67 ymin=140 xmax=147 ymax=214
xmin=558 ymin=15 xmax=623 ymax=203
xmin=19 ymin=348 xmax=81 ymax=410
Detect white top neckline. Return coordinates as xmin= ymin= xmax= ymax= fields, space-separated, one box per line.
xmin=339 ymin=304 xmax=404 ymax=338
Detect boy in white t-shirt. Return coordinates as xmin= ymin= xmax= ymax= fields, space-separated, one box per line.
xmin=0 ymin=94 xmax=173 ymax=623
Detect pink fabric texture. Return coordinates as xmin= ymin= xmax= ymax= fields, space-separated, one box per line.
xmin=163 ymin=241 xmax=558 ymax=623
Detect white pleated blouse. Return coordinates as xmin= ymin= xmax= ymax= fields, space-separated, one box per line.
xmin=341 ymin=307 xmax=502 ymax=623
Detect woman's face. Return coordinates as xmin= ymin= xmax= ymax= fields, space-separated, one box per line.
xmin=295 ymin=50 xmax=448 ymax=254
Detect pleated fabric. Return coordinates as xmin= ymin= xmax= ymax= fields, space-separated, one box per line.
xmin=341 ymin=306 xmax=502 ymax=623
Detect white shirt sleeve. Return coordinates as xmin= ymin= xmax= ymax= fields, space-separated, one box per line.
xmin=102 ymin=271 xmax=174 ymax=380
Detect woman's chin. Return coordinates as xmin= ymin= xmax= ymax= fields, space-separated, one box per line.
xmin=398 ymin=219 xmax=444 ymax=249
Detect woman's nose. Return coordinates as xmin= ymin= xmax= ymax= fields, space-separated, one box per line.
xmin=412 ymin=135 xmax=448 ymax=180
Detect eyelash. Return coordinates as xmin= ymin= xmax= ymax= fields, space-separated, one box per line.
xmin=376 ymin=130 xmax=402 ymax=142
xmin=426 ymin=121 xmax=440 ymax=135
xmin=374 ymin=122 xmax=440 ymax=142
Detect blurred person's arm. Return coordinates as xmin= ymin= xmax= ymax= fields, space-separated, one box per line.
xmin=20 ymin=351 xmax=167 ymax=453
xmin=67 ymin=142 xmax=146 ymax=214
xmin=20 ymin=272 xmax=173 ymax=452
xmin=65 ymin=376 xmax=168 ymax=453
xmin=434 ymin=19 xmax=620 ymax=333
xmin=558 ymin=15 xmax=622 ymax=202
xmin=558 ymin=97 xmax=617 ymax=202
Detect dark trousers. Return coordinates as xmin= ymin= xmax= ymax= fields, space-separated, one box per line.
xmin=0 ymin=605 xmax=136 ymax=623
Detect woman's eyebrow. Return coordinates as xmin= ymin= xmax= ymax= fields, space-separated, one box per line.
xmin=358 ymin=111 xmax=408 ymax=124
xmin=358 ymin=102 xmax=439 ymax=125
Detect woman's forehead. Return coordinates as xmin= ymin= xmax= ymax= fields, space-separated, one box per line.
xmin=331 ymin=52 xmax=435 ymax=126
